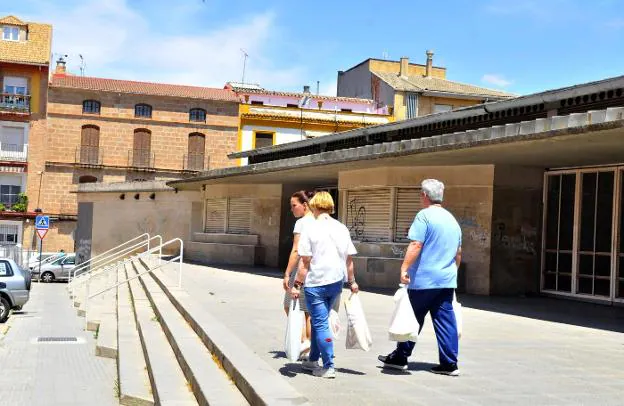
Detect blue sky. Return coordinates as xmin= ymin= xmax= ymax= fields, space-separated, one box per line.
xmin=5 ymin=0 xmax=624 ymax=96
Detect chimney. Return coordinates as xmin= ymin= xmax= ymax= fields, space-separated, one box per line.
xmin=425 ymin=50 xmax=434 ymax=78
xmin=303 ymin=85 xmax=311 ymax=94
xmin=399 ymin=57 xmax=409 ymax=78
xmin=55 ymin=56 xmax=67 ymax=75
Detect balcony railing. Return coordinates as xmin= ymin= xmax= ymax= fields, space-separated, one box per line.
xmin=75 ymin=146 xmax=103 ymax=166
xmin=183 ymin=153 xmax=210 ymax=171
xmin=0 ymin=94 xmax=30 ymax=114
xmin=128 ymin=149 xmax=155 ymax=169
xmin=0 ymin=144 xmax=27 ymax=162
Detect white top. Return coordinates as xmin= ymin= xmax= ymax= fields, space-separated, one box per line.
xmin=293 ymin=213 xmax=315 ymax=235
xmin=298 ymin=214 xmax=357 ymax=287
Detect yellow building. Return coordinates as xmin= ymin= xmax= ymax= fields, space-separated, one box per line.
xmin=225 ymin=83 xmax=393 ymax=165
xmin=0 ymin=15 xmax=51 ymax=254
xmin=337 ymin=50 xmax=514 ymax=120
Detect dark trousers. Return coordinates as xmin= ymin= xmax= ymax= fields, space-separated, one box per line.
xmin=396 ymin=288 xmax=459 ymax=366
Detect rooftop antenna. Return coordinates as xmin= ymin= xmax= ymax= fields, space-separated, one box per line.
xmin=78 ymin=54 xmax=86 ymax=76
xmin=240 ymin=48 xmax=248 ymax=84
xmin=382 ymin=51 xmax=389 ymax=60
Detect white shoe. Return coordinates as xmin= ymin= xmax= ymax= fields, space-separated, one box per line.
xmin=301 ymin=360 xmax=319 ymax=371
xmin=313 ymin=367 xmax=336 ymax=379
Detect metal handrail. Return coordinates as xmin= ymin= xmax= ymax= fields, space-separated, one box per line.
xmin=68 ymin=233 xmax=149 ymax=286
xmin=69 ymin=234 xmax=162 ymax=289
xmin=84 ymin=238 xmax=183 ymax=329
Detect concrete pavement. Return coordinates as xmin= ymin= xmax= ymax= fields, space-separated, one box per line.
xmin=0 ymin=282 xmax=117 ymax=406
xmin=159 ymin=262 xmax=624 ymax=406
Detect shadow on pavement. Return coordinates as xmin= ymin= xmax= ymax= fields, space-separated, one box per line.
xmin=269 ymin=350 xmax=286 ymax=359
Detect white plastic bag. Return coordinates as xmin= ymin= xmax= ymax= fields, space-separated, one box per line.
xmin=388 ymin=285 xmax=420 ymax=342
xmin=453 ymin=292 xmax=463 ymax=339
xmin=344 ymin=293 xmax=373 ymax=351
xmin=329 ymin=309 xmax=341 ymax=340
xmin=284 ymin=300 xmax=304 ymax=362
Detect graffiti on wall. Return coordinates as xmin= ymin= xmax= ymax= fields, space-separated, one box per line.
xmin=347 ymin=198 xmax=366 ymax=239
xmin=391 ymin=245 xmax=407 ymax=258
xmin=492 ymin=222 xmax=536 ymax=255
xmin=76 ymin=238 xmax=92 ymax=265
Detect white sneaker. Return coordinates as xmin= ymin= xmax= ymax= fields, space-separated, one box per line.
xmin=312 ymin=367 xmax=336 ymax=379
xmin=301 ymin=360 xmax=319 ymax=371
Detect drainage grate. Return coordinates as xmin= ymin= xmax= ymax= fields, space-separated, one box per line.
xmin=37 ymin=336 xmax=78 ymax=343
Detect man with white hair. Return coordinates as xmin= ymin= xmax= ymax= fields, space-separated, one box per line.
xmin=378 ymin=179 xmax=462 ymax=376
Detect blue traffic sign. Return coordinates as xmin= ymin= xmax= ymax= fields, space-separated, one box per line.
xmin=35 ymin=215 xmax=50 ymax=230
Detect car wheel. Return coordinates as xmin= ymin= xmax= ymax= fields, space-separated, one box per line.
xmin=0 ymin=296 xmax=10 ymax=323
xmin=41 ymin=272 xmax=55 ymax=283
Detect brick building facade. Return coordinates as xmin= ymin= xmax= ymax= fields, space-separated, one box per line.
xmin=28 ymin=63 xmax=239 ymax=251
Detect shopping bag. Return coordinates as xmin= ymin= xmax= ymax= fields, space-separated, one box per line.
xmin=329 ymin=309 xmax=341 ymax=340
xmin=344 ymin=293 xmax=373 ymax=351
xmin=284 ymin=300 xmax=304 ymax=362
xmin=388 ymin=285 xmax=419 ymax=342
xmin=453 ymin=292 xmax=463 ymax=339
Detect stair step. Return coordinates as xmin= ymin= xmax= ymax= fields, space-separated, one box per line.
xmin=144 ymin=260 xmax=308 ymax=406
xmin=126 ymin=262 xmax=197 ymax=405
xmin=117 ymin=265 xmax=154 ymax=406
xmin=134 ymin=259 xmax=248 ymax=406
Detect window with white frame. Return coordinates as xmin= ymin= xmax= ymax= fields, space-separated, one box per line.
xmin=0 ymin=224 xmax=19 ymax=244
xmin=3 ymin=77 xmax=27 ymax=95
xmin=2 ymin=26 xmax=19 ymax=41
xmin=0 ymin=175 xmax=22 ymax=207
xmin=1 ymin=126 xmax=25 ymax=153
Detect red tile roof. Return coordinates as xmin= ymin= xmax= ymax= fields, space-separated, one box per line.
xmin=50 ymin=75 xmax=239 ymax=102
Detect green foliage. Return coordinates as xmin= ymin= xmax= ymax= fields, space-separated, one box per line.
xmin=10 ymin=193 xmax=28 ymax=212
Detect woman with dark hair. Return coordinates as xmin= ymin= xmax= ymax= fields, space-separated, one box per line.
xmin=283 ymin=190 xmax=315 ymax=358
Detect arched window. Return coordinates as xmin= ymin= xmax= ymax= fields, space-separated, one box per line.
xmin=80 ymin=125 xmax=100 ymax=165
xmin=82 ymin=100 xmax=101 ymax=114
xmin=189 ymin=108 xmax=206 ymax=123
xmin=132 ymin=129 xmax=152 ymax=167
xmin=186 ymin=132 xmax=206 ymax=171
xmin=134 ymin=103 xmax=152 ymax=118
xmin=78 ymin=175 xmax=98 ymax=183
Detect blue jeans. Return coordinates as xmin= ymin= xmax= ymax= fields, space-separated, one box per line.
xmin=304 ymin=281 xmax=342 ymax=369
xmin=396 ymin=288 xmax=459 ymax=366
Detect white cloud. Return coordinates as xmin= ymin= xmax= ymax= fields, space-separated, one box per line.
xmin=481 ymin=74 xmax=513 ymax=88
xmin=23 ymin=0 xmax=308 ymax=89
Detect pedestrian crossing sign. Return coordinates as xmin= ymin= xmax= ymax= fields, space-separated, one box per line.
xmin=35 ymin=215 xmax=50 ymax=230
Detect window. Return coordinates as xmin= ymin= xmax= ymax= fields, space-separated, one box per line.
xmin=286 ymin=104 xmax=298 ymax=108
xmin=250 ymin=100 xmax=264 ymax=105
xmin=78 ymin=175 xmax=98 ymax=183
xmin=1 ymin=127 xmax=25 ymax=153
xmin=187 ymin=133 xmax=206 ymax=170
xmin=0 ymin=225 xmax=18 ymax=245
xmin=80 ymin=125 xmax=100 ymax=165
xmin=82 ymin=100 xmax=101 ymax=114
xmin=433 ymin=104 xmax=453 ymax=114
xmin=0 ymin=185 xmax=20 ymax=206
xmin=254 ymin=132 xmax=273 ymax=149
xmin=189 ymin=108 xmax=206 ymax=123
xmin=134 ymin=104 xmax=152 ymax=118
xmin=406 ymin=93 xmax=418 ymax=119
xmin=62 ymin=256 xmax=76 ymax=265
xmin=341 ymin=108 xmax=353 ymax=113
xmin=132 ymin=129 xmax=152 ymax=167
xmin=3 ymin=77 xmax=27 ymax=95
xmin=0 ymin=261 xmax=12 ymax=276
xmin=2 ymin=26 xmax=19 ymax=41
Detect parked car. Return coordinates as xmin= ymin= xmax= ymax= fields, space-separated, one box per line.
xmin=33 ymin=254 xmax=76 ymax=283
xmin=27 ymin=252 xmax=60 ymax=270
xmin=0 ymin=258 xmax=32 ymax=323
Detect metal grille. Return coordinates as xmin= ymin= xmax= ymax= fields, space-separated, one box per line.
xmin=346 ymin=189 xmax=391 ymax=242
xmin=395 ymin=188 xmax=422 ymax=242
xmin=204 ymin=198 xmax=226 ymax=233
xmin=0 ymin=224 xmax=19 ymax=244
xmin=227 ymin=198 xmax=251 ymax=234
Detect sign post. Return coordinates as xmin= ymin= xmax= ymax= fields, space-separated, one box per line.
xmin=35 ymin=215 xmax=50 ymax=282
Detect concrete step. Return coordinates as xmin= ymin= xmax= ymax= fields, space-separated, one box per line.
xmin=126 ymin=262 xmax=197 ymax=405
xmin=117 ymin=264 xmax=154 ymax=406
xmin=144 ymin=259 xmax=308 ymax=406
xmin=133 ymin=259 xmax=248 ymax=406
xmin=95 ymin=269 xmax=119 ymax=359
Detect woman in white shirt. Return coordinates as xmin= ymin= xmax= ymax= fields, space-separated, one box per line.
xmin=283 ymin=190 xmax=315 ymax=357
xmin=291 ymin=191 xmax=359 ymax=379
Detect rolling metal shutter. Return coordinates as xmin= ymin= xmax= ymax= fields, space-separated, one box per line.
xmin=346 ymin=189 xmax=390 ymax=242
xmin=204 ymin=198 xmax=226 ymax=233
xmin=394 ymin=188 xmax=422 ymax=242
xmin=227 ymin=198 xmax=252 ymax=234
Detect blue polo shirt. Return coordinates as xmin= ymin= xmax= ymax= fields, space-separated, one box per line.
xmin=407 ymin=206 xmax=462 ymax=290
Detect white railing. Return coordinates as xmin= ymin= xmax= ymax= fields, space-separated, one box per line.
xmin=69 ymin=234 xmax=162 ymax=293
xmin=0 ymin=143 xmax=28 ymax=162
xmin=67 ymin=233 xmax=151 ymax=292
xmin=84 ymin=238 xmax=183 ymax=330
